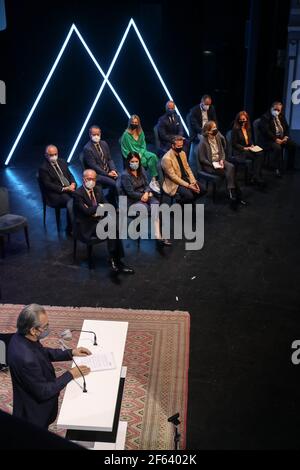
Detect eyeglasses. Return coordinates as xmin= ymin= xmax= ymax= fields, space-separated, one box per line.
xmin=38 ymin=323 xmax=49 ymax=331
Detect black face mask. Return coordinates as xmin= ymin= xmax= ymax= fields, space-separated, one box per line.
xmin=167 ymin=109 xmax=176 ymax=115
xmin=239 ymin=120 xmax=247 ymax=126
xmin=211 ymin=128 xmax=218 ymax=136
xmin=174 ymin=146 xmax=183 ymax=153
xmin=130 ymin=124 xmax=138 ymax=130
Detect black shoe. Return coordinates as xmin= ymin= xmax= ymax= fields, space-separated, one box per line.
xmin=109 ymin=258 xmax=120 ymax=274
xmin=118 ymin=261 xmax=135 ymax=274
xmin=239 ymin=199 xmax=248 ymax=206
xmin=156 ymin=238 xmax=172 ymax=248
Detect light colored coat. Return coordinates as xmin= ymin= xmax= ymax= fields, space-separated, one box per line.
xmin=161 ymin=148 xmax=197 ymax=196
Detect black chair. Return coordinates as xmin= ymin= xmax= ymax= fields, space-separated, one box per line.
xmin=153 ymin=125 xmax=161 ymax=154
xmin=36 ymin=174 xmax=64 ymax=232
xmin=253 ymin=118 xmax=273 ymax=168
xmin=0 ymin=333 xmax=14 ymax=371
xmin=0 ymin=187 xmax=30 ymax=258
xmin=67 ymin=199 xmax=104 ymax=269
xmin=78 ymin=152 xmax=86 ymax=171
xmin=195 ymin=148 xmax=223 ymax=203
xmin=226 ymin=130 xmax=251 ymax=185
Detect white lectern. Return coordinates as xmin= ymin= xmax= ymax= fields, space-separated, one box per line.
xmin=57 ymin=320 xmax=128 ymax=450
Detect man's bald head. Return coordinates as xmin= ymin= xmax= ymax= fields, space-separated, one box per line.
xmin=45 ymin=145 xmax=58 ymax=157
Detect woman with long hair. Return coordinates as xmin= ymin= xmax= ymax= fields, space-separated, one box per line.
xmin=120 ymin=115 xmax=160 ymax=194
xmin=120 ymin=152 xmax=171 ymax=247
xmin=198 ymin=121 xmax=245 ymax=208
xmin=231 ymin=111 xmax=264 ymax=185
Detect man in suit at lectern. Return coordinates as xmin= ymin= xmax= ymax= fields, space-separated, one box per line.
xmin=7 ymin=304 xmax=91 ymax=429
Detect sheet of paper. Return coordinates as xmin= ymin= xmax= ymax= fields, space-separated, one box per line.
xmin=212 ymin=161 xmax=223 ymax=169
xmin=75 ymin=352 xmax=116 ymax=372
xmin=249 ymin=145 xmax=263 ymax=153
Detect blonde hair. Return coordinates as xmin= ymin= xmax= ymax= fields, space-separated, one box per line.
xmin=127 ymin=114 xmax=142 ymax=135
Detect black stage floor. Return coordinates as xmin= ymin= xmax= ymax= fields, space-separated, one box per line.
xmin=1 ymin=150 xmax=300 ymax=449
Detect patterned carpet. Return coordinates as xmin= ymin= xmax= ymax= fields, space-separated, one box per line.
xmin=0 ymin=304 xmax=190 ymax=450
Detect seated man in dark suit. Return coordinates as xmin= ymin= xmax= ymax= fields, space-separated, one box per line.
xmin=188 ymin=94 xmax=218 ymax=142
xmin=39 ymin=144 xmax=76 ymax=233
xmin=259 ymin=101 xmax=297 ymax=177
xmin=7 ymin=304 xmax=91 ymax=429
xmin=73 ymin=169 xmax=134 ymax=274
xmin=83 ymin=126 xmax=119 ymax=207
xmin=156 ymin=100 xmax=188 ymax=156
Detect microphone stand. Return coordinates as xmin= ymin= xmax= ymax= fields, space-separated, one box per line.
xmin=70 ymin=329 xmax=98 ymax=346
xmin=59 ymin=339 xmax=87 ymax=393
xmin=168 ymin=413 xmax=181 ymax=450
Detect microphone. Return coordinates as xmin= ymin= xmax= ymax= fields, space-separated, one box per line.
xmin=61 ymin=329 xmax=98 ymax=346
xmin=59 ymin=339 xmax=87 ymax=393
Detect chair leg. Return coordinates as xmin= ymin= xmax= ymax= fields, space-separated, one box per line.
xmin=43 ymin=203 xmax=47 ymax=227
xmin=73 ymin=239 xmax=77 ymax=261
xmin=245 ymin=165 xmax=249 ymax=185
xmin=87 ymin=245 xmax=93 ymax=269
xmin=24 ymin=226 xmax=30 ymax=250
xmin=0 ymin=236 xmax=4 ymax=258
xmin=212 ymin=182 xmax=217 ymax=203
xmin=55 ymin=208 xmax=61 ymax=232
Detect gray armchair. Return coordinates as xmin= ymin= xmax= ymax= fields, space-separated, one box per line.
xmin=0 ymin=187 xmax=30 ymax=257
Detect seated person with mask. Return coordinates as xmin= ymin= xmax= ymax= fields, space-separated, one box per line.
xmin=188 ymin=94 xmax=218 ymax=142
xmin=259 ymin=101 xmax=297 ymax=177
xmin=161 ymin=136 xmax=202 ymax=204
xmin=38 ymin=144 xmax=76 ymax=233
xmin=198 ymin=121 xmax=246 ymax=208
xmin=73 ymin=169 xmax=134 ymax=274
xmin=82 ymin=125 xmax=119 ymax=207
xmin=156 ymin=100 xmax=188 ymax=156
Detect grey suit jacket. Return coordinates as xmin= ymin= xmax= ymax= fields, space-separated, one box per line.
xmin=198 ymin=135 xmax=226 ymax=170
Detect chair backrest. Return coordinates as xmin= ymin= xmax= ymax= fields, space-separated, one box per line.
xmin=36 ymin=173 xmax=48 ymax=206
xmin=226 ymin=130 xmax=233 ymax=159
xmin=0 ymin=333 xmax=14 ymax=366
xmin=79 ymin=152 xmax=86 ymax=170
xmin=253 ymin=118 xmax=262 ymax=145
xmin=66 ymin=198 xmax=75 ymax=226
xmin=153 ymin=125 xmax=161 ymax=151
xmin=0 ymin=187 xmax=9 ymax=216
xmin=186 ymin=111 xmax=192 ymax=132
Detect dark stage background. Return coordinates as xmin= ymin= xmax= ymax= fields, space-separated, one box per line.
xmin=1 ymin=0 xmax=299 ymax=452
xmin=0 ymin=0 xmax=291 ymax=167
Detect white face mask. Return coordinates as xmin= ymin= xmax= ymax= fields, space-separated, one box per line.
xmin=48 ymin=155 xmax=58 ymax=163
xmin=202 ymin=104 xmax=210 ymax=112
xmin=271 ymin=109 xmax=280 ymax=117
xmin=85 ymin=180 xmax=96 ymax=190
xmin=91 ymin=135 xmax=101 ymax=143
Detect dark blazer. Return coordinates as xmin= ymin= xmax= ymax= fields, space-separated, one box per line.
xmin=157 ymin=113 xmax=184 ymax=149
xmin=120 ymin=168 xmax=150 ymax=203
xmin=83 ymin=140 xmax=116 ymax=176
xmin=188 ymin=104 xmax=217 ymax=141
xmin=73 ymin=185 xmax=105 ymax=240
xmin=231 ymin=127 xmax=254 ymax=155
xmin=259 ymin=110 xmax=290 ymax=146
xmin=39 ymin=158 xmax=76 ymax=195
xmin=7 ymin=333 xmax=73 ymax=429
xmin=198 ymin=135 xmax=226 ymax=171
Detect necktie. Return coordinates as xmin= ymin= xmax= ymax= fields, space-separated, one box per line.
xmin=275 ymin=117 xmax=284 ymax=137
xmin=95 ymin=143 xmax=109 ymax=172
xmin=89 ymin=190 xmax=97 ymax=207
